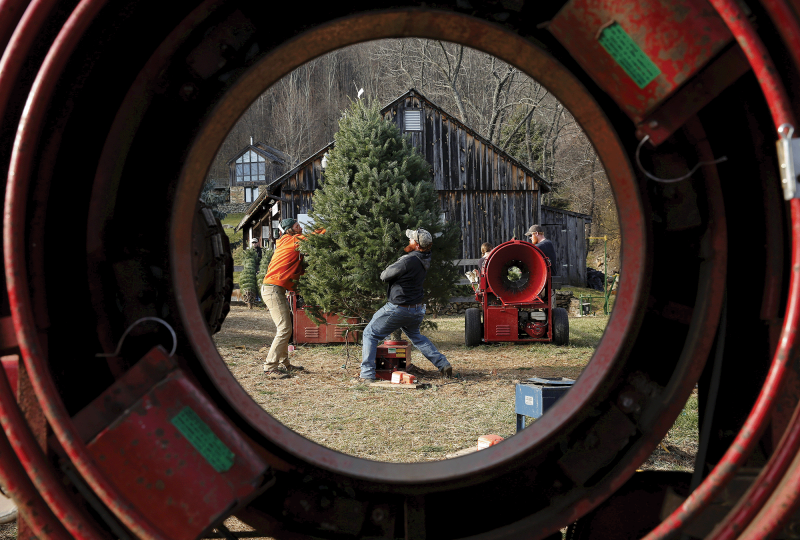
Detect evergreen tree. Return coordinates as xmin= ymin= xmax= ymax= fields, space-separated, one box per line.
xmin=240 ymin=248 xmax=259 ymax=309
xmin=256 ymin=246 xmax=274 ymax=286
xmin=298 ymin=99 xmax=460 ymax=324
xmin=200 ymin=178 xmax=228 ymax=221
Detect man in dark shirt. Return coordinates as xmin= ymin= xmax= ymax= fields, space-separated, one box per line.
xmin=359 ymin=228 xmax=453 ymax=382
xmin=525 ymin=225 xmax=557 ymax=269
xmin=251 ymin=238 xmax=263 ymax=264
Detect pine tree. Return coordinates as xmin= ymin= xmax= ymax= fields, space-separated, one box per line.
xmin=240 ymin=248 xmax=259 ymax=309
xmin=298 ymin=99 xmax=461 ymax=324
xmin=200 ymin=178 xmax=228 ymax=221
xmin=256 ymin=246 xmax=274 ymax=287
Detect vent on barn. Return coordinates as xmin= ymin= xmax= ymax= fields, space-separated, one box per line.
xmin=404 ymin=109 xmax=422 ymax=131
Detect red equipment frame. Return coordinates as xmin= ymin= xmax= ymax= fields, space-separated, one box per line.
xmin=1 ymin=1 xmax=800 ymax=539
xmin=289 ymin=292 xmax=359 ymax=345
xmin=470 ymin=239 xmax=566 ymax=344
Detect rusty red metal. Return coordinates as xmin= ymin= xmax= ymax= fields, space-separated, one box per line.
xmin=1 ymin=1 xmax=794 ymax=539
xmin=0 ymin=0 xmax=29 ymax=52
xmin=635 ymin=46 xmax=751 ymax=146
xmin=2 ymin=0 xmax=179 ymax=537
xmin=704 ymin=201 xmax=800 ymax=540
xmin=0 ymin=427 xmax=71 ymax=539
xmin=643 ymin=0 xmax=800 ymax=537
xmin=290 ymin=292 xmax=360 ymax=344
xmin=548 ymin=0 xmax=734 ymax=123
xmin=71 ymin=346 xmax=269 ymax=540
xmin=0 ymin=342 xmax=107 ymax=540
xmin=0 ymin=355 xmax=16 ymax=392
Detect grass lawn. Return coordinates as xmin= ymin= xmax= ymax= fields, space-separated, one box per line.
xmin=220 ymin=212 xmax=245 ymax=282
xmin=214 ymin=306 xmax=696 ymax=468
xmin=0 ymin=306 xmax=697 ymax=540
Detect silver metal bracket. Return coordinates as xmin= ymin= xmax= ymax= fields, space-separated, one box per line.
xmin=778 ymin=124 xmax=800 ymax=200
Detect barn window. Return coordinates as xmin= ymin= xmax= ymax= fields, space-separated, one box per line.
xmin=404 ymin=109 xmax=422 ymax=131
xmin=235 ymin=150 xmax=267 ymax=182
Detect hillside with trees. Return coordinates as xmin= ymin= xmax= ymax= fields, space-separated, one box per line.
xmin=206 ymin=39 xmax=619 ymax=272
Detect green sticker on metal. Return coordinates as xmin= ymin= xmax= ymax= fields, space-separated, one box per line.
xmin=598 ymin=22 xmax=661 ymax=89
xmin=171 ymin=406 xmax=235 ymax=472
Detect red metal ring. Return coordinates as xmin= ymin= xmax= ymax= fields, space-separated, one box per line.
xmin=0 ymin=439 xmax=70 ymax=538
xmin=645 ymin=0 xmax=800 ymax=537
xmin=171 ymin=9 xmax=649 ymax=488
xmin=0 ymin=0 xmax=114 ymax=537
xmin=3 ymin=0 xmax=171 ymax=537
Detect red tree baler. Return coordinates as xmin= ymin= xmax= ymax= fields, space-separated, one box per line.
xmin=465 ymin=240 xmax=569 ymax=346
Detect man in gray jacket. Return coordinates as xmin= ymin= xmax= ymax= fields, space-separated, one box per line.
xmin=359 ymin=228 xmax=453 ymax=382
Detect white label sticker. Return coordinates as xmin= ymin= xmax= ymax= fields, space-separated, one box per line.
xmin=525 ymin=396 xmax=534 ymax=406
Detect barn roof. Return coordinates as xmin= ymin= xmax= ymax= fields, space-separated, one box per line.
xmin=235 ymin=142 xmax=333 ymax=231
xmin=383 ymin=88 xmax=552 ymax=193
xmin=226 ymin=141 xmax=290 ymax=166
xmin=235 ymin=89 xmax=554 ymax=231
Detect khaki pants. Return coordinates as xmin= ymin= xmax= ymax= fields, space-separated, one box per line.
xmin=262 ymin=284 xmax=293 ymax=370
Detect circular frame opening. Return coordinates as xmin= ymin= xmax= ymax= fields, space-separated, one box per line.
xmin=171 ymin=9 xmax=648 ymax=484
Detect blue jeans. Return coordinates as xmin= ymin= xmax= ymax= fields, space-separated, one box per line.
xmin=360 ymin=302 xmax=450 ymax=379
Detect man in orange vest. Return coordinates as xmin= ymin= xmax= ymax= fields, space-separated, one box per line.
xmin=261 ymin=218 xmax=310 ymax=376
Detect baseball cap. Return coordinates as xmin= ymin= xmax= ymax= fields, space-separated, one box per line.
xmin=405 ymin=228 xmax=433 ymax=248
xmin=251 ymin=238 xmax=259 ymax=243
xmin=524 ymin=225 xmax=543 ymax=236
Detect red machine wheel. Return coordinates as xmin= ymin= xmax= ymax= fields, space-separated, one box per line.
xmin=194 ymin=200 xmax=233 ymax=335
xmin=465 ymin=307 xmax=482 ymax=347
xmin=552 ymin=307 xmax=569 ymax=346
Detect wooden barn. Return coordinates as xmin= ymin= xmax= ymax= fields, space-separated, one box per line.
xmin=236 ymin=89 xmax=591 ymax=286
xmin=540 ymin=206 xmax=593 ymax=287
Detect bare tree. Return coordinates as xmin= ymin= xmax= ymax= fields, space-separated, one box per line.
xmin=206 ymin=38 xmax=620 ymax=266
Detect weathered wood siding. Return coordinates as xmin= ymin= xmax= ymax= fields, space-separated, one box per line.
xmin=381 ymin=92 xmax=542 ymax=261
xmin=383 ymin=95 xmax=539 ymax=192
xmin=540 ymin=206 xmax=592 ymax=286
xmin=274 ymin=91 xmax=548 ymax=263
xmin=440 ymin=190 xmax=539 ymax=262
xmin=279 ymin=156 xmax=324 ymax=219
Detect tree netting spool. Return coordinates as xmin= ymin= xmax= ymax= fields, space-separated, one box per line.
xmin=484 ymin=240 xmax=549 ymax=305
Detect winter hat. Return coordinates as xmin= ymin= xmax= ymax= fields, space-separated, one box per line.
xmin=280 ymin=218 xmax=297 ymax=230
xmin=405 ymin=228 xmax=433 ymax=249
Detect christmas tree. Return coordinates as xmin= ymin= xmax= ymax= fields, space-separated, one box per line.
xmin=256 ymin=246 xmax=273 ymax=286
xmin=298 ymin=99 xmax=461 ymax=324
xmin=240 ymin=247 xmax=259 ymax=309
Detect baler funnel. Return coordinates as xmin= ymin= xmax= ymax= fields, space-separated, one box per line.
xmin=483 ymin=240 xmax=549 ymax=304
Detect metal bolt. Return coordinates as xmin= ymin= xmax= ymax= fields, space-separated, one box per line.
xmin=620 ymin=394 xmax=634 ymax=410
